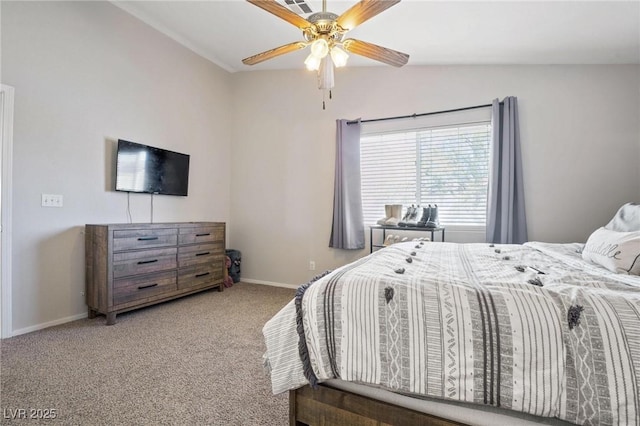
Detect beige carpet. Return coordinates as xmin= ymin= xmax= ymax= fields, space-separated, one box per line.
xmin=0 ymin=283 xmax=296 ymax=425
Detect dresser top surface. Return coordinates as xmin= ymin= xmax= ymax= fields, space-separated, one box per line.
xmin=86 ymin=222 xmax=225 ymax=229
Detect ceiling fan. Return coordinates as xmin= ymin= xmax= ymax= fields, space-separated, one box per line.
xmin=242 ymin=0 xmax=410 ymax=79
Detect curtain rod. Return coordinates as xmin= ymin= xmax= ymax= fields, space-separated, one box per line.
xmin=347 ymin=102 xmax=499 ymax=125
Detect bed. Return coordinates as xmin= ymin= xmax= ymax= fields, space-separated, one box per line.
xmin=263 ymin=205 xmax=640 ymax=425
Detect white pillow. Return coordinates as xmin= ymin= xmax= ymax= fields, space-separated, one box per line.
xmin=605 ymin=202 xmax=640 ymax=232
xmin=582 ymin=227 xmax=640 ymax=275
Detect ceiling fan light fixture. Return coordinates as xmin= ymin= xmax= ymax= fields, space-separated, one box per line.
xmin=318 ymin=56 xmax=334 ymax=90
xmin=330 ymin=46 xmax=349 ymax=68
xmin=310 ymin=38 xmax=329 ymax=58
xmin=304 ymin=53 xmax=322 ymax=71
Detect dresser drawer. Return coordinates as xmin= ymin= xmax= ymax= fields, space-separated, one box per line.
xmin=113 ymin=248 xmax=177 ymax=279
xmin=113 ymin=228 xmax=178 ymax=251
xmin=178 ymin=261 xmax=223 ymax=290
xmin=178 ymin=243 xmax=224 ymax=268
xmin=113 ymin=270 xmax=177 ymax=305
xmin=179 ymin=226 xmax=224 ymax=245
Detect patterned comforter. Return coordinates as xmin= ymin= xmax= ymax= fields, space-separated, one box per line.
xmin=263 ymin=242 xmax=640 ymax=425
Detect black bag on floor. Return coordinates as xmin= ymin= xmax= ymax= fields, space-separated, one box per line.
xmin=226 ymin=249 xmax=241 ymax=283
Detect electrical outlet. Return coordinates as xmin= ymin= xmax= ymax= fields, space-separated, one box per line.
xmin=309 ymin=260 xmax=316 ymax=271
xmin=41 ymin=194 xmax=63 ymax=207
xmin=80 ymin=291 xmax=85 ymax=297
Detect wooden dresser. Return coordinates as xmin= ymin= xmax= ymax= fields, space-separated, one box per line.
xmin=85 ymin=222 xmax=225 ymax=325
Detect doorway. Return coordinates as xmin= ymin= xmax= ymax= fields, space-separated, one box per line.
xmin=1 ymin=84 xmax=15 ymax=338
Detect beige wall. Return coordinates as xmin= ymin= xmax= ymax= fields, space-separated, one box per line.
xmin=2 ymin=2 xmax=639 ymax=333
xmin=230 ymin=65 xmax=640 ymax=287
xmin=2 ymin=1 xmax=232 ymax=333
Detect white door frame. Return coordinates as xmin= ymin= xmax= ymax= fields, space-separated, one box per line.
xmin=1 ymin=84 xmax=14 ymax=338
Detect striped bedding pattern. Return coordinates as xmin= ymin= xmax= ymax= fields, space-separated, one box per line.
xmin=262 ymin=242 xmax=640 ymax=425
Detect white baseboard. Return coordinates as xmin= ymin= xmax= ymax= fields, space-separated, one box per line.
xmin=9 ymin=312 xmax=88 ymax=338
xmin=242 ymin=278 xmax=298 ymax=290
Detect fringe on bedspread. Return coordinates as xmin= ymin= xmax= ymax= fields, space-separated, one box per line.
xmin=295 ymin=269 xmax=333 ymax=388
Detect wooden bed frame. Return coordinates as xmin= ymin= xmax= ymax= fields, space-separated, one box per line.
xmin=289 ymin=384 xmax=465 ymax=426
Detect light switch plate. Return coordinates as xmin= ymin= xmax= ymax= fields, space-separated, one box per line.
xmin=41 ymin=194 xmax=63 ymax=207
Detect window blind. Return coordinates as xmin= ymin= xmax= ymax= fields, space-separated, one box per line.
xmin=361 ymin=122 xmax=491 ymax=226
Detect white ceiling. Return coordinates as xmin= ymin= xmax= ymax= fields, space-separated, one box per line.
xmin=113 ymin=0 xmax=640 ymax=73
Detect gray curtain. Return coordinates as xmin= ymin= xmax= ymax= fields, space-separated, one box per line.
xmin=329 ymin=119 xmax=365 ymax=249
xmin=486 ymin=97 xmax=528 ymax=244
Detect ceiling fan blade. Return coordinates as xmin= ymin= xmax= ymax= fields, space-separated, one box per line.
xmin=336 ymin=0 xmax=401 ymax=31
xmin=247 ymin=0 xmax=311 ymax=30
xmin=342 ymin=38 xmax=409 ymax=67
xmin=242 ymin=41 xmax=308 ymax=66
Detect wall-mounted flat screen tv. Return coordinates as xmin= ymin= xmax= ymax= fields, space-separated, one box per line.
xmin=115 ymin=139 xmax=190 ymax=196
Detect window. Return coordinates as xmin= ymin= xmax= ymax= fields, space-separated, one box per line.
xmin=360 ymin=121 xmax=491 ymax=227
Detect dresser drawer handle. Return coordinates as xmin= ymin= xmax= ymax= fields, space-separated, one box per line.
xmin=138 ymin=283 xmax=158 ymax=290
xmin=137 ymin=236 xmax=159 ymax=241
xmin=196 ymin=233 xmax=211 ymax=237
xmin=195 ymin=252 xmax=210 ymax=257
xmin=195 ymin=272 xmax=210 ymax=278
xmin=137 ymin=259 xmax=158 ymax=265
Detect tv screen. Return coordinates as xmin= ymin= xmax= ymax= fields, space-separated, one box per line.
xmin=115 ymin=139 xmax=190 ymax=196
